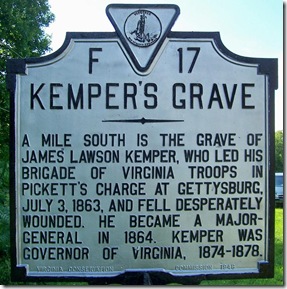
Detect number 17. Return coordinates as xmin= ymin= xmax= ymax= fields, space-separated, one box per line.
xmin=177 ymin=47 xmax=200 ymax=73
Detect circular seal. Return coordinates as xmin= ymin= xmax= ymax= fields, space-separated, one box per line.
xmin=124 ymin=10 xmax=162 ymax=47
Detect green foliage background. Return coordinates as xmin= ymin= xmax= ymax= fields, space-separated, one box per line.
xmin=0 ymin=0 xmax=54 ymax=161
xmin=275 ymin=130 xmax=284 ymax=172
xmin=0 ymin=0 xmax=54 ymax=258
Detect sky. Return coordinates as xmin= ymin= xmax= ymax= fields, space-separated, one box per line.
xmin=45 ymin=0 xmax=283 ymax=131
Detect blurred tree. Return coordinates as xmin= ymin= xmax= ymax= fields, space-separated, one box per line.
xmin=274 ymin=130 xmax=284 ymax=172
xmin=0 ymin=0 xmax=54 ymax=162
xmin=0 ymin=0 xmax=54 ymax=256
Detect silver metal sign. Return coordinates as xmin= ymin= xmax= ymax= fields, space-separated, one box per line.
xmin=8 ymin=4 xmax=277 ymax=284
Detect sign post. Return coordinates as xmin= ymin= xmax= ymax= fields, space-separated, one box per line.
xmin=7 ymin=4 xmax=277 ymax=284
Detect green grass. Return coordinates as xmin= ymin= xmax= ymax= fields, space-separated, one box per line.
xmin=0 ymin=208 xmax=284 ymax=285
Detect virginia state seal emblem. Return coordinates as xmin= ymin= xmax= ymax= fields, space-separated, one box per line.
xmin=124 ymin=10 xmax=162 ymax=47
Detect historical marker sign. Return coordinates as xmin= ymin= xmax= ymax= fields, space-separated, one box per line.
xmin=8 ymin=4 xmax=277 ymax=284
